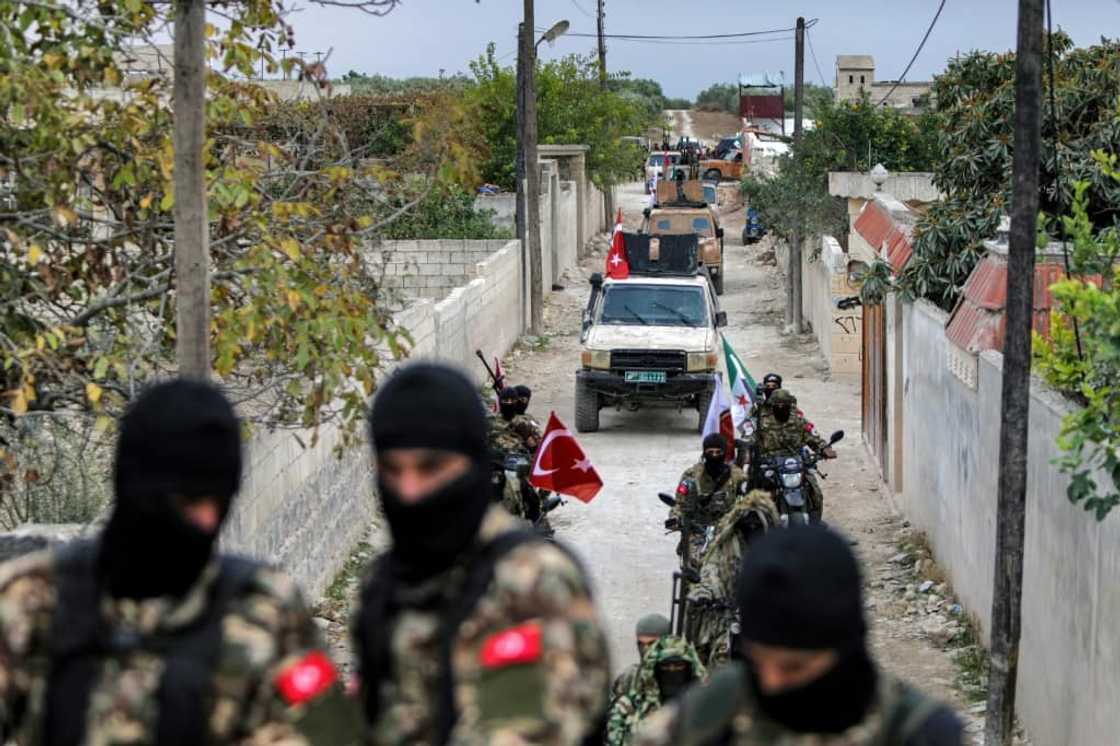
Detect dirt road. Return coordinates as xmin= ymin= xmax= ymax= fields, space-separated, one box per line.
xmin=500 ymin=180 xmax=977 ymax=724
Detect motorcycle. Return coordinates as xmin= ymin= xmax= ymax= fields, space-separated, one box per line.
xmin=756 ymin=430 xmax=844 ymax=527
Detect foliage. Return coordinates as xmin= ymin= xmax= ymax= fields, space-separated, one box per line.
xmin=898 ymin=34 xmax=1120 ymax=311
xmin=695 ymin=82 xmax=738 ymax=113
xmin=465 ymin=45 xmax=658 ymax=190
xmin=742 ymin=95 xmax=937 ymax=249
xmin=1032 ymin=149 xmax=1120 ymax=519
xmin=608 ymin=76 xmax=687 ymax=117
xmin=0 ymin=0 xmax=448 ymax=517
xmin=379 ymin=180 xmax=510 ymax=240
xmin=783 ymin=83 xmax=834 ymax=116
xmin=338 ymin=70 xmax=472 ymax=95
xmin=663 ymin=97 xmax=693 ymax=110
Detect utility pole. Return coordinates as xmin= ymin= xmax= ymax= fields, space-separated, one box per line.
xmin=173 ymin=0 xmax=210 ymax=378
xmin=521 ymin=0 xmax=544 ymax=335
xmin=515 ymin=23 xmax=527 ymax=276
xmin=787 ymin=16 xmax=805 ymax=333
xmin=597 ymin=0 xmax=613 ymax=233
xmin=985 ymin=1 xmax=1043 ymax=744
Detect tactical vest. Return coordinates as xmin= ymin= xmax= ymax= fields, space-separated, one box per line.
xmin=42 ymin=540 xmax=259 ymax=746
xmin=673 ymin=663 xmax=942 ymax=746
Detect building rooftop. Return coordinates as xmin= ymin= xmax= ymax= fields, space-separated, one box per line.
xmin=837 ymin=55 xmax=875 ymax=69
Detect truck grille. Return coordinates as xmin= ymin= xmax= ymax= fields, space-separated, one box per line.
xmin=610 ymin=349 xmax=687 ymax=372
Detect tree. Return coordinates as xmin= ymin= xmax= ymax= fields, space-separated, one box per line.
xmin=694 ymin=83 xmax=738 ymax=114
xmin=0 ymin=0 xmax=452 ymax=523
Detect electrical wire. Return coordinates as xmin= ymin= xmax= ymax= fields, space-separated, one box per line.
xmin=552 ymin=26 xmax=796 ymax=41
xmin=586 ymin=36 xmax=793 ymax=47
xmin=876 ymin=0 xmax=946 ymax=106
xmin=806 ymin=27 xmax=828 ymax=88
xmin=567 ymin=0 xmax=595 ymax=21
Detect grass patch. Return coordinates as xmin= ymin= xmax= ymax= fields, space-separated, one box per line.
xmin=949 ymin=614 xmax=990 ymax=703
xmin=317 ymin=540 xmax=373 ymax=617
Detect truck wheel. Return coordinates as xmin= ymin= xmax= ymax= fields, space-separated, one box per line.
xmin=696 ymin=384 xmax=714 ymax=433
xmin=575 ymin=378 xmax=600 ymax=433
xmin=704 ymin=169 xmax=722 ymax=181
xmin=712 ymin=269 xmax=725 ymax=296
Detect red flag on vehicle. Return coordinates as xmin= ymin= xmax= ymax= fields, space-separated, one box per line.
xmin=528 ymin=412 xmax=603 ymax=502
xmin=605 ymin=208 xmax=629 ymax=280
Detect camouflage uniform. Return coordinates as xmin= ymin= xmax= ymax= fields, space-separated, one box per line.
xmin=671 ymin=463 xmax=749 ymax=573
xmin=632 ymin=662 xmax=947 ymax=746
xmin=510 ymin=413 xmax=542 ymax=453
xmin=358 ymin=504 xmax=611 ymax=745
xmin=0 ymin=547 xmax=360 ymax=744
xmin=753 ymin=394 xmax=829 ymax=517
xmin=605 ymin=636 xmax=706 ymax=746
xmin=687 ymin=491 xmax=778 ymax=667
xmin=611 ymin=663 xmax=640 ymax=702
xmin=486 ymin=407 xmax=531 ymax=517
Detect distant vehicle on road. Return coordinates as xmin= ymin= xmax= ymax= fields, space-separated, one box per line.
xmin=645 ymin=151 xmax=685 ymax=193
xmin=742 ymin=206 xmax=767 ymax=244
xmin=701 ymin=150 xmax=744 ymax=182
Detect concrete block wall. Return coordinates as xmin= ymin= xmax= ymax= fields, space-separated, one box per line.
xmin=802 ymin=236 xmax=863 ymax=374
xmin=897 ymin=299 xmax=1120 ymax=745
xmin=372 ymin=239 xmax=512 ymax=301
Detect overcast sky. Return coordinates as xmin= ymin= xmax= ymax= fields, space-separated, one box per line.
xmin=285 ymin=0 xmax=1118 ymax=98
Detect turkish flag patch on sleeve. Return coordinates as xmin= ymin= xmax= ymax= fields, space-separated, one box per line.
xmin=274 ymin=650 xmax=338 ymax=705
xmin=479 ymin=622 xmax=542 ymax=669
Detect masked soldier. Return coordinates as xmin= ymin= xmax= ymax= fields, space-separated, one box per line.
xmin=688 ymin=490 xmax=778 ymax=667
xmin=668 ymin=434 xmax=748 ymax=574
xmin=633 ymin=525 xmax=963 ymax=746
xmin=754 ymin=389 xmax=836 ymax=521
xmin=507 ymin=385 xmax=542 ymax=453
xmin=606 ymin=635 xmax=706 ymax=746
xmin=612 ymin=614 xmax=673 ymax=702
xmin=0 ymin=379 xmax=361 ymax=744
xmin=354 ymin=363 xmax=611 ymax=745
xmin=747 ymin=373 xmax=783 ymax=420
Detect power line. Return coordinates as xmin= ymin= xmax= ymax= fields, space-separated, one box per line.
xmin=567 ymin=0 xmax=594 ymax=21
xmin=877 ymin=0 xmax=946 ymax=106
xmin=591 ymin=36 xmax=793 ymax=47
xmin=553 ymin=26 xmax=797 ymax=40
xmin=805 ymin=27 xmax=827 ymax=87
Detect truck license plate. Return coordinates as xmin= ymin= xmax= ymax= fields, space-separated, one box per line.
xmin=625 ymin=370 xmax=666 ymax=384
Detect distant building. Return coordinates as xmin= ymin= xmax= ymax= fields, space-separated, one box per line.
xmin=835 ymin=55 xmax=933 ymax=112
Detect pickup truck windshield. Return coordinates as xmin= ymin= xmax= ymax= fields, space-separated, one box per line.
xmin=652 ymin=214 xmax=714 ymax=235
xmin=648 ymin=154 xmax=680 ymax=166
xmin=599 ymin=284 xmax=707 ymax=327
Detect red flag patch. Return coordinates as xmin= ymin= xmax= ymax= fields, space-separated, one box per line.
xmin=479 ymin=622 xmax=542 ymax=669
xmin=275 ymin=650 xmax=338 ymax=705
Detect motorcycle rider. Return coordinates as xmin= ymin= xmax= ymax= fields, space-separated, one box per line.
xmin=633 ymin=525 xmax=963 ymax=746
xmin=612 ymin=614 xmax=673 ymax=702
xmin=754 ymin=389 xmax=835 ymax=521
xmin=606 ymin=635 xmax=706 ymax=746
xmin=687 ymin=490 xmax=778 ymax=667
xmin=669 ymin=434 xmax=749 ymax=574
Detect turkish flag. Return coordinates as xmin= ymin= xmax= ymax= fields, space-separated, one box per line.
xmin=528 ymin=412 xmax=603 ymax=502
xmin=479 ymin=621 xmax=542 ymax=669
xmin=605 ymin=208 xmax=629 ymax=280
xmin=274 ymin=650 xmax=338 ymax=705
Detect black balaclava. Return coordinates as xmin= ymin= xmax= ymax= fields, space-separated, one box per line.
xmin=770 ymin=389 xmax=794 ymax=424
xmin=654 ymin=659 xmax=693 ymax=702
xmin=369 ymin=363 xmax=492 ymax=581
xmin=498 ymin=386 xmax=519 ymax=421
xmin=514 ymin=384 xmax=531 ymax=416
xmin=702 ymin=433 xmax=729 ymax=479
xmin=635 ymin=613 xmax=671 ymax=658
xmin=101 ymin=379 xmax=242 ymax=600
xmin=736 ymin=524 xmax=875 ymax=734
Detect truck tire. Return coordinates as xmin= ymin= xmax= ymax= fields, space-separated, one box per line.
xmin=575 ymin=378 xmax=600 ymax=433
xmin=712 ymin=268 xmax=725 ymax=295
xmin=696 ymin=384 xmax=714 ymax=433
xmin=704 ymin=168 xmax=722 ymax=181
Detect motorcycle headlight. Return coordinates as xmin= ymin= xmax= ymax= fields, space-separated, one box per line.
xmin=687 ymin=352 xmax=719 ymax=372
xmin=580 ymin=349 xmax=610 ymax=370
xmin=781 ymin=472 xmax=802 ymax=488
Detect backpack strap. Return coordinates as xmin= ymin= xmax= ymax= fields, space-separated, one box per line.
xmin=43 ymin=543 xmax=260 ymax=746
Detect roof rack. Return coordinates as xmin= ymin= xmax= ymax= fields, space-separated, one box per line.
xmin=622 ymin=233 xmax=699 ymax=276
xmin=654 ymin=179 xmax=707 ymax=208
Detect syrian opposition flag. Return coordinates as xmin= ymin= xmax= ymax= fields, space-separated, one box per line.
xmin=702 ymin=373 xmax=735 ymax=462
xmin=528 ymin=412 xmax=603 ymax=502
xmin=605 ymin=208 xmax=629 ymax=280
xmin=721 ymin=335 xmax=758 ymax=432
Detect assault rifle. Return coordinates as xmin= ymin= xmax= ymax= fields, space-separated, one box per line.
xmin=659 ymin=487 xmax=702 ymax=638
xmin=475 ymin=349 xmax=504 ymax=395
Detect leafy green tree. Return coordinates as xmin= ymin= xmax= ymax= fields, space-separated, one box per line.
xmin=695 ymin=83 xmax=738 ymax=113
xmin=783 ymin=83 xmax=834 ymax=115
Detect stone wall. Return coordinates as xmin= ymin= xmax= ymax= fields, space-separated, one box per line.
xmin=372 ymin=239 xmax=512 ymax=301
xmin=896 ymin=299 xmax=1120 ymax=745
xmin=801 ymin=236 xmax=863 ymax=374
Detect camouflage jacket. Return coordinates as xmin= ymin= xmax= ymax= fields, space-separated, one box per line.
xmin=611 ymin=663 xmax=640 ymax=702
xmin=606 ymin=636 xmax=706 ymax=746
xmin=358 ymin=505 xmax=611 ymax=746
xmin=0 ymin=547 xmax=359 ymax=745
xmin=671 ymin=464 xmax=748 ymax=529
xmin=754 ymin=410 xmax=827 ymax=458
xmin=509 ymin=413 xmax=543 ymax=452
xmin=688 ymin=492 xmax=778 ymax=667
xmin=488 ymin=409 xmax=529 ymax=457
xmin=632 ymin=663 xmax=948 ymax=746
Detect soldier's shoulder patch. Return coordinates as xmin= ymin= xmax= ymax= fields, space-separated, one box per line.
xmin=479 ymin=621 xmax=541 ymax=669
xmin=274 ymin=650 xmax=338 ymax=705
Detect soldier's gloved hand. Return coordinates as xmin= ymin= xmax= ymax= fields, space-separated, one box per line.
xmin=823 ymin=446 xmax=837 ymax=459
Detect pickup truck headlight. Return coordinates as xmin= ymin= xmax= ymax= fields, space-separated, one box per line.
xmin=581 ymin=350 xmax=611 ymax=370
xmin=687 ymin=352 xmax=719 ymax=372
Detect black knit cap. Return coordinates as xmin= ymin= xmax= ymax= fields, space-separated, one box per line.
xmin=369 ymin=363 xmax=488 ymax=460
xmin=703 ymin=432 xmax=728 ymax=452
xmin=114 ymin=378 xmax=242 ymax=505
xmin=737 ymin=524 xmax=866 ymax=650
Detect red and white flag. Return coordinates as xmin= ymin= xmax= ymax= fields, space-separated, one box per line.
xmin=528 ymin=412 xmax=603 ymax=503
xmin=605 ymin=208 xmax=629 ymax=280
xmin=491 ymin=357 xmax=504 ymax=412
xmin=702 ymin=373 xmax=735 ymax=462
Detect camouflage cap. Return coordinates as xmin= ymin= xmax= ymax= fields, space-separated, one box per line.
xmin=769 ymin=388 xmax=796 ymax=405
xmin=635 ymin=613 xmax=671 ymax=638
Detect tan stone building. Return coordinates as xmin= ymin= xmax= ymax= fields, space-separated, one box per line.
xmin=835 ymin=54 xmax=933 ymax=111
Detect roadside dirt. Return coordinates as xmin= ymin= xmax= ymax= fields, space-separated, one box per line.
xmin=688 ymin=110 xmax=742 ymax=141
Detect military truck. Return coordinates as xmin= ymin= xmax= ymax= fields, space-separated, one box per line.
xmin=642 ymin=180 xmax=726 ymax=295
xmin=575 ymin=234 xmax=728 ymax=433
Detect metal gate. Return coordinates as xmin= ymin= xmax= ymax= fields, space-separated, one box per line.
xmin=862 ymin=302 xmax=888 ymax=477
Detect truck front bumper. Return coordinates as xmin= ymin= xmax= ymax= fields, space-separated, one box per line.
xmin=578 ymin=369 xmax=713 ymax=403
